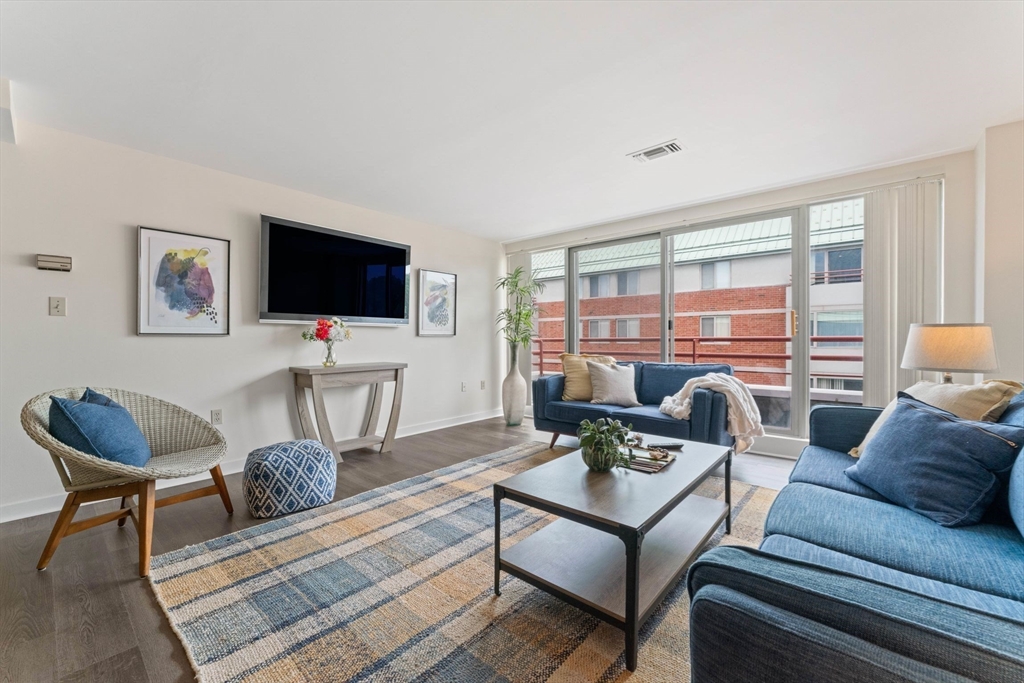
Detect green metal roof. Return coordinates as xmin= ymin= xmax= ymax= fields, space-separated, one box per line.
xmin=531 ymin=198 xmax=863 ymax=280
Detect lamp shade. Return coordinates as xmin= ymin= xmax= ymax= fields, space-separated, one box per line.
xmin=901 ymin=323 xmax=998 ymax=373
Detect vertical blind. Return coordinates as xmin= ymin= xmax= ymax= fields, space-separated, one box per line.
xmin=862 ymin=179 xmax=943 ymax=407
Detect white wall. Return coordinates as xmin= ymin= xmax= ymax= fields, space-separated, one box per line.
xmin=0 ymin=121 xmax=505 ymax=521
xmin=979 ymin=121 xmax=1024 ymax=382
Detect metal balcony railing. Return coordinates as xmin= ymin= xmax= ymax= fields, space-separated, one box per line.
xmin=530 ymin=335 xmax=864 ymax=375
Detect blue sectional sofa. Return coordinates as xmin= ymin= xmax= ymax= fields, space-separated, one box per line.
xmin=687 ymin=395 xmax=1024 ymax=682
xmin=532 ymin=362 xmax=735 ymax=447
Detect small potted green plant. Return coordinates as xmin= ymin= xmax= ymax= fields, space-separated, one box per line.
xmin=577 ymin=418 xmax=636 ymax=472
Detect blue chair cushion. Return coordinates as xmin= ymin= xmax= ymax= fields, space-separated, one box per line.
xmin=845 ymin=394 xmax=1024 ymax=527
xmin=544 ymin=400 xmax=618 ymax=425
xmin=789 ymin=446 xmax=887 ymax=502
xmin=243 ymin=440 xmax=337 ymax=519
xmin=635 ymin=363 xmax=732 ymax=406
xmin=48 ymin=389 xmax=151 ymax=467
xmin=764 ymin=482 xmax=1024 ymax=601
xmin=760 ymin=534 xmax=1024 ymax=621
xmin=608 ymin=404 xmax=690 ymax=440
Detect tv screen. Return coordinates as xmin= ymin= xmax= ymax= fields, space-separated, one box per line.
xmin=259 ymin=216 xmax=410 ymax=324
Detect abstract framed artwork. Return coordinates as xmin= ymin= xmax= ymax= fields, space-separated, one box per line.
xmin=138 ymin=226 xmax=230 ymax=335
xmin=418 ymin=269 xmax=456 ymax=336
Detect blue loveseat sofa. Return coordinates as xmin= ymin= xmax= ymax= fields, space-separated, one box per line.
xmin=532 ymin=362 xmax=735 ymax=447
xmin=687 ymin=395 xmax=1024 ymax=682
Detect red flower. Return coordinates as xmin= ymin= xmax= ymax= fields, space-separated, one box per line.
xmin=314 ymin=318 xmax=333 ymax=341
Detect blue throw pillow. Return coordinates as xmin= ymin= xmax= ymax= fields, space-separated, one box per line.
xmin=845 ymin=393 xmax=1024 ymax=527
xmin=49 ymin=389 xmax=152 ymax=467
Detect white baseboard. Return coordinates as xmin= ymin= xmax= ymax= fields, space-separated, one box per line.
xmin=0 ymin=408 xmax=504 ymax=524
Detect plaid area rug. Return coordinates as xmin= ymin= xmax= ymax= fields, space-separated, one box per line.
xmin=150 ymin=442 xmax=777 ymax=682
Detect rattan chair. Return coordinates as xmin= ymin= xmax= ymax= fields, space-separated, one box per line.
xmin=21 ymin=387 xmax=233 ymax=577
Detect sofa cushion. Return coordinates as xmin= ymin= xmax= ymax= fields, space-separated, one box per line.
xmin=999 ymin=391 xmax=1024 ymax=427
xmin=545 ymin=400 xmax=618 ymax=425
xmin=1009 ymin=453 xmax=1024 ymax=539
xmin=559 ymin=353 xmax=616 ymax=402
xmin=764 ymin=483 xmax=1024 ymax=601
xmin=845 ymin=394 xmax=1024 ymax=527
xmin=588 ymin=361 xmax=641 ymax=407
xmin=48 ymin=389 xmax=152 ymax=467
xmin=608 ymin=404 xmax=690 ymax=440
xmin=789 ymin=446 xmax=887 ymax=502
xmin=636 ymin=363 xmax=731 ymax=406
xmin=760 ymin=534 xmax=1024 ymax=621
xmin=850 ymin=379 xmax=1022 ymax=456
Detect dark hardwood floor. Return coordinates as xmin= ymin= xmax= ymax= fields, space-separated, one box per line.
xmin=0 ymin=418 xmax=793 ymax=683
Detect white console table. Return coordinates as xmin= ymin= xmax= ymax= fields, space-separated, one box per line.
xmin=290 ymin=362 xmax=406 ymax=461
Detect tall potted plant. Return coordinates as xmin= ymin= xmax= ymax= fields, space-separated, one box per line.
xmin=495 ymin=267 xmax=544 ymax=426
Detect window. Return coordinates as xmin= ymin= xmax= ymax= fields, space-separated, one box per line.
xmin=617 ymin=270 xmax=639 ymax=296
xmin=813 ymin=310 xmax=863 ymax=347
xmin=615 ymin=318 xmax=640 ymax=338
xmin=814 ymin=377 xmax=864 ymax=392
xmin=588 ymin=319 xmax=610 ymax=338
xmin=587 ymin=274 xmax=611 ymax=298
xmin=812 ymin=247 xmax=862 ymax=284
xmin=700 ymin=315 xmax=731 ymax=338
xmin=700 ymin=261 xmax=731 ymax=289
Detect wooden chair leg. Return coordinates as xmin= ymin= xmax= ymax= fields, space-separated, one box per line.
xmin=117 ymin=496 xmax=129 ymax=527
xmin=37 ymin=492 xmax=80 ymax=570
xmin=209 ymin=465 xmax=233 ymax=515
xmin=138 ymin=480 xmax=156 ymax=578
xmin=549 ymin=432 xmax=560 ymax=449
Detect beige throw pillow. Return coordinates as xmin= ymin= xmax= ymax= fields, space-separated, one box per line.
xmin=588 ymin=361 xmax=641 ymax=407
xmin=560 ymin=353 xmax=616 ymax=401
xmin=850 ymin=379 xmax=1023 ymax=457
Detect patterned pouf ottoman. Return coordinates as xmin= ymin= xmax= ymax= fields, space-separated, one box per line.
xmin=243 ymin=440 xmax=337 ymax=518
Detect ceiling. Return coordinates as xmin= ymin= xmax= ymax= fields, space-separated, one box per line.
xmin=2 ymin=2 xmax=1021 ymax=242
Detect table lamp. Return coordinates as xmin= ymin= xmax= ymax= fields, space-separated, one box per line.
xmin=901 ymin=323 xmax=998 ymax=384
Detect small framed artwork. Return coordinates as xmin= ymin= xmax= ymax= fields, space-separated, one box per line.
xmin=138 ymin=226 xmax=230 ymax=335
xmin=418 ymin=269 xmax=456 ymax=336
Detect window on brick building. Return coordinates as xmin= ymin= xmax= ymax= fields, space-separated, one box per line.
xmin=700 ymin=315 xmax=731 ymax=338
xmin=700 ymin=261 xmax=731 ymax=289
xmin=812 ymin=247 xmax=862 ymax=284
xmin=615 ymin=318 xmax=640 ymax=338
xmin=812 ymin=310 xmax=863 ymax=347
xmin=588 ymin=319 xmax=610 ymax=338
xmin=587 ymin=274 xmax=611 ymax=298
xmin=617 ymin=271 xmax=639 ymax=296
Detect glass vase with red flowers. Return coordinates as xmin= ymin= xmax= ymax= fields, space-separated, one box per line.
xmin=301 ymin=317 xmax=352 ymax=367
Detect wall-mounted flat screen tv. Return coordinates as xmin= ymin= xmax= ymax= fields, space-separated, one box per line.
xmin=259 ymin=215 xmax=410 ymax=325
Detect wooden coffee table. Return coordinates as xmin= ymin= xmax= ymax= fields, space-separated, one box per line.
xmin=493 ymin=438 xmax=732 ymax=672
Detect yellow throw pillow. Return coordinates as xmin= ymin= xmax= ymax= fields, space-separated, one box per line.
xmin=560 ymin=353 xmax=616 ymax=401
xmin=850 ymin=379 xmax=1023 ymax=457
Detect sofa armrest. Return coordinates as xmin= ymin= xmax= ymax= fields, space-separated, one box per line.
xmin=690 ymin=584 xmax=974 ymax=683
xmin=689 ymin=389 xmax=734 ymax=447
xmin=688 ymin=546 xmax=1024 ymax=682
xmin=532 ymin=375 xmax=565 ymax=423
xmin=808 ymin=405 xmax=883 ymax=453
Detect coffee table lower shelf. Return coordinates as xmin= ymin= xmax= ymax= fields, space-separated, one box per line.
xmin=499 ymin=494 xmax=727 ymax=628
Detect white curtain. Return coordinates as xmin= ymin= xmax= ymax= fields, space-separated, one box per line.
xmin=862 ymin=179 xmax=943 ymax=407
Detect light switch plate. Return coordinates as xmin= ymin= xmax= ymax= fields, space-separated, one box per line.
xmin=49 ymin=297 xmax=66 ymax=316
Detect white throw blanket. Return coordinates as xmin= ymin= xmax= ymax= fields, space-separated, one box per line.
xmin=659 ymin=373 xmax=764 ymax=453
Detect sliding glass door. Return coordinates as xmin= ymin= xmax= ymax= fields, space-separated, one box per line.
xmin=667 ymin=210 xmax=805 ymax=435
xmin=524 ymin=195 xmax=869 ymax=441
xmin=569 ymin=236 xmax=665 ymax=365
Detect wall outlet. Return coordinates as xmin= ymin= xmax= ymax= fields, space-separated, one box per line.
xmin=461 ymin=382 xmax=467 ymax=393
xmin=49 ymin=296 xmax=66 ymax=316
xmin=480 ymin=380 xmax=486 ymax=390
xmin=210 ymin=408 xmax=223 ymax=425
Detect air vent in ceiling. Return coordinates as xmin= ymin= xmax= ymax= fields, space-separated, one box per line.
xmin=629 ymin=140 xmax=683 ymax=164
